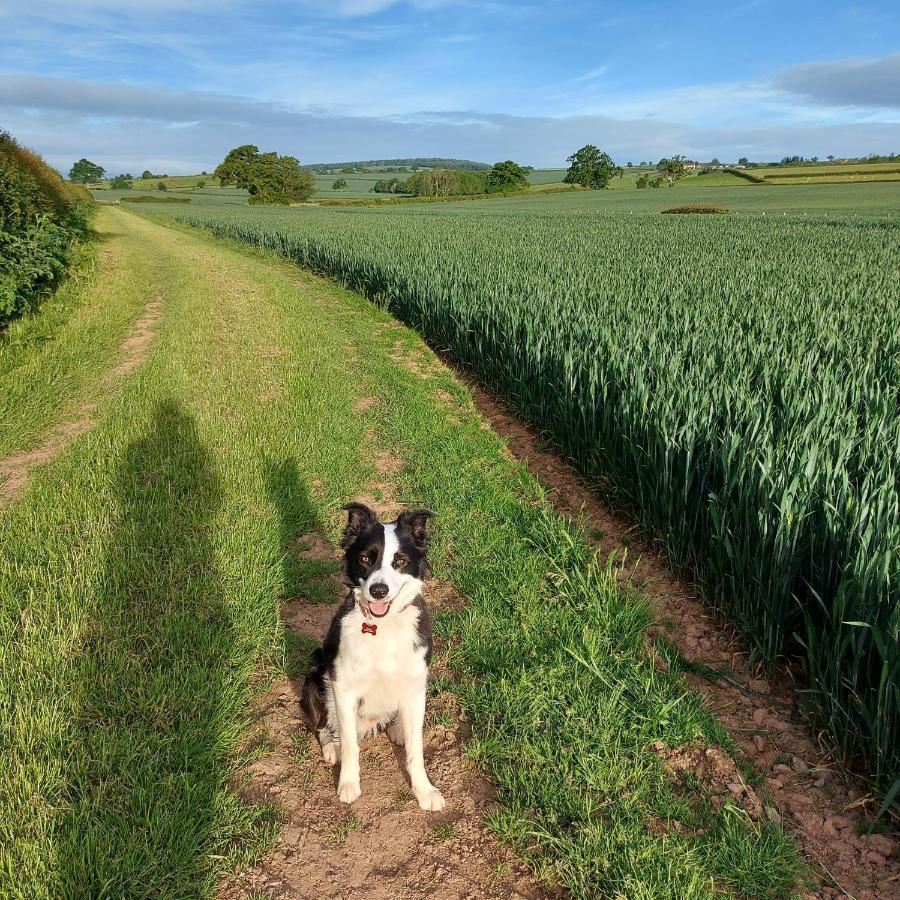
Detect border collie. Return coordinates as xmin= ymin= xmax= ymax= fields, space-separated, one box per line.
xmin=299 ymin=503 xmax=445 ymax=811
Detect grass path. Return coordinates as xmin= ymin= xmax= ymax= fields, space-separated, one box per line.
xmin=1 ymin=207 xmax=805 ymax=899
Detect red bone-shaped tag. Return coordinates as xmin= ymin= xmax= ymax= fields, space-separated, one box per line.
xmin=361 ymin=622 xmax=377 ymax=636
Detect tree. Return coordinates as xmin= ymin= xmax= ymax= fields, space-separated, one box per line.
xmin=69 ymin=158 xmax=105 ymax=183
xmin=332 ymin=178 xmax=348 ymax=190
xmin=157 ymin=181 xmax=167 ymax=191
xmin=109 ymin=175 xmax=133 ymax=189
xmin=738 ymin=157 xmax=749 ymax=166
xmin=214 ymin=144 xmax=315 ymax=205
xmin=485 ymin=160 xmax=530 ymax=193
xmin=563 ymin=145 xmax=617 ymax=189
xmin=657 ymin=155 xmax=687 ymax=187
xmin=196 ymin=180 xmax=206 ymax=188
xmin=141 ymin=169 xmax=153 ymax=179
xmin=827 ymin=155 xmax=835 ymax=162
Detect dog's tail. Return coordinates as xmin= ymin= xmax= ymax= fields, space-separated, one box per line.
xmin=299 ymin=648 xmax=327 ymax=731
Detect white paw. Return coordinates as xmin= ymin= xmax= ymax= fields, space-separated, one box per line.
xmin=322 ymin=743 xmax=339 ymax=766
xmin=415 ymin=787 xmax=445 ymax=812
xmin=338 ymin=779 xmax=361 ymax=804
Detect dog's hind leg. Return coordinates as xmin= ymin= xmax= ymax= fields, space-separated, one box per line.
xmin=318 ymin=729 xmax=339 ymax=766
xmin=386 ymin=718 xmax=404 ymax=747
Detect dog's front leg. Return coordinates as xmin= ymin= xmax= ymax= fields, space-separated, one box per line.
xmin=334 ymin=687 xmax=361 ymax=803
xmin=399 ymin=688 xmax=445 ymax=811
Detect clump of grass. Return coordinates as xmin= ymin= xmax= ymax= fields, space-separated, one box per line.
xmin=330 ymin=817 xmax=362 ymax=846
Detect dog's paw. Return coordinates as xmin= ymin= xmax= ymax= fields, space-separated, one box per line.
xmin=415 ymin=787 xmax=445 ymax=812
xmin=321 ymin=743 xmax=339 ymax=766
xmin=338 ymin=779 xmax=362 ymax=804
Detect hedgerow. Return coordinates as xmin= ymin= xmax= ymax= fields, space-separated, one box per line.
xmin=0 ymin=131 xmax=91 ymax=326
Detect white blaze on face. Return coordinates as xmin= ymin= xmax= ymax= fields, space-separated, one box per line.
xmin=361 ymin=524 xmax=421 ymax=617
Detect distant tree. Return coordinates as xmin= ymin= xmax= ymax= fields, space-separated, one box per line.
xmin=811 ymin=156 xmax=819 ymax=163
xmin=157 ymin=181 xmax=167 ymax=191
xmin=69 ymin=158 xmax=105 ymax=183
xmin=827 ymin=155 xmax=835 ymax=162
xmin=563 ymin=145 xmax=617 ymax=189
xmin=657 ymin=156 xmax=687 ymax=187
xmin=141 ymin=169 xmax=153 ymax=179
xmin=485 ymin=160 xmax=530 ymax=193
xmin=626 ymin=161 xmax=633 ymax=168
xmin=332 ymin=178 xmax=348 ymax=190
xmin=738 ymin=157 xmax=749 ymax=166
xmin=109 ymin=175 xmax=133 ymax=189
xmin=709 ymin=157 xmax=721 ymax=167
xmin=636 ymin=174 xmax=649 ymax=189
xmin=196 ymin=179 xmax=206 ymax=188
xmin=201 ymin=170 xmax=208 ymax=175
xmin=215 ymin=144 xmax=315 ymax=204
xmin=650 ymin=176 xmax=664 ymax=188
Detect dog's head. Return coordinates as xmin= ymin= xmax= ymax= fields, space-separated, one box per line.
xmin=341 ymin=503 xmax=434 ymax=618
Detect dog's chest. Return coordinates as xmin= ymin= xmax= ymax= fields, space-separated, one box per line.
xmin=335 ymin=606 xmax=428 ymax=698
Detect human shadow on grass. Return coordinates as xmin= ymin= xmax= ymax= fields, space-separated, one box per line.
xmin=54 ymin=399 xmax=271 ymax=897
xmin=263 ymin=457 xmax=340 ymax=671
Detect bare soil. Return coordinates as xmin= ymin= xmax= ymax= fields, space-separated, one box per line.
xmin=0 ymin=296 xmax=163 ymax=507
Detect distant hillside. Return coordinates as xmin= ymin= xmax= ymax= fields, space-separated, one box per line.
xmin=303 ymin=158 xmax=491 ymax=173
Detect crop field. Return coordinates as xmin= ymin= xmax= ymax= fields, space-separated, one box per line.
xmin=2 ymin=206 xmax=818 ymax=899
xmin=753 ymin=161 xmax=900 ymax=184
xmin=140 ymin=194 xmax=900 ymax=798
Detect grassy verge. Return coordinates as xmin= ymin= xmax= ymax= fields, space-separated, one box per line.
xmin=1 ymin=208 xmax=802 ymax=898
xmin=0 ymin=215 xmax=153 ymax=458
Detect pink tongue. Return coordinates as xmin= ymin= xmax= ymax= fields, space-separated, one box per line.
xmin=369 ymin=600 xmax=390 ymax=616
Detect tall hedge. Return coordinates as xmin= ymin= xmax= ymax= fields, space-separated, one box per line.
xmin=0 ymin=132 xmax=91 ymax=325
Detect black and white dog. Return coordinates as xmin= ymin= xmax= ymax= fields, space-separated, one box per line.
xmin=299 ymin=503 xmax=445 ymax=811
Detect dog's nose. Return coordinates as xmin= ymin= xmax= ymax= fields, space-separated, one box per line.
xmin=369 ymin=583 xmax=389 ymax=600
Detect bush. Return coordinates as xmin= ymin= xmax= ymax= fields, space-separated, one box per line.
xmin=157 ymin=181 xmax=168 ymax=191
xmin=0 ymin=131 xmax=91 ymax=326
xmin=119 ymin=196 xmax=191 ymax=204
xmin=662 ymin=204 xmax=730 ymax=214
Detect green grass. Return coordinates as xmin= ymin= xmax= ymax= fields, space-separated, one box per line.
xmin=0 ymin=206 xmax=805 ymax=898
xmin=0 ymin=218 xmax=156 ymax=457
xmin=142 ymin=187 xmax=900 ymax=805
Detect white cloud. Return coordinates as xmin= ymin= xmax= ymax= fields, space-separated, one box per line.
xmin=3 ymin=74 xmax=899 ymax=174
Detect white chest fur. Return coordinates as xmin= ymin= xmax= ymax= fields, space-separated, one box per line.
xmin=327 ymin=596 xmax=429 ymax=736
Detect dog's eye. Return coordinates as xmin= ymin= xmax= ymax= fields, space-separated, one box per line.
xmin=358 ymin=552 xmax=371 ymax=566
xmin=392 ymin=553 xmax=407 ymax=570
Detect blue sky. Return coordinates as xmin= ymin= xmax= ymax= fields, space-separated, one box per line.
xmin=1 ymin=0 xmax=898 ymax=173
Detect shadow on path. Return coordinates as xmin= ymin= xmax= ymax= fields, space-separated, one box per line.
xmin=53 ymin=399 xmax=241 ymax=896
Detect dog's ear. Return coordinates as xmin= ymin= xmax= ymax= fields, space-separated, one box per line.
xmin=396 ymin=508 xmax=436 ymax=550
xmin=341 ymin=502 xmax=378 ymax=549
